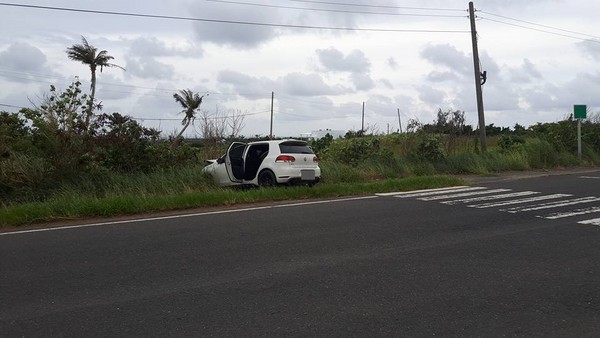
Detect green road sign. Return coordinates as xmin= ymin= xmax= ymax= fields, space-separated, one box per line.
xmin=574 ymin=105 xmax=587 ymax=119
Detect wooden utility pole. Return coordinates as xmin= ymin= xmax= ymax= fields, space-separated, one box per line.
xmin=269 ymin=91 xmax=274 ymax=139
xmin=361 ymin=101 xmax=365 ymax=134
xmin=469 ymin=1 xmax=487 ymax=152
xmin=397 ymin=108 xmax=402 ymax=133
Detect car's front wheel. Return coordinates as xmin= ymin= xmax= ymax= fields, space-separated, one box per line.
xmin=258 ymin=170 xmax=276 ymax=187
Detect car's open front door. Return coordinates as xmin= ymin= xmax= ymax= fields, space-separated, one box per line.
xmin=225 ymin=142 xmax=246 ymax=183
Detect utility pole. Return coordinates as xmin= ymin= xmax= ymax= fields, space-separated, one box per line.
xmin=269 ymin=91 xmax=274 ymax=139
xmin=397 ymin=108 xmax=402 ymax=133
xmin=361 ymin=101 xmax=365 ymax=135
xmin=469 ymin=1 xmax=487 ymax=152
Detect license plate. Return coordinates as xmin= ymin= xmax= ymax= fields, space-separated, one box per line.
xmin=301 ymin=170 xmax=315 ymax=180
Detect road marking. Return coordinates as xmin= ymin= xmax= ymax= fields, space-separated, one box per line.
xmin=375 ymin=186 xmax=471 ymax=197
xmin=542 ymin=206 xmax=600 ymax=220
xmin=579 ymin=176 xmax=600 ymax=179
xmin=389 ymin=187 xmax=487 ymax=198
xmin=441 ymin=191 xmax=540 ymax=205
xmin=0 ymin=196 xmax=379 ymax=236
xmin=468 ymin=194 xmax=572 ymax=209
xmin=578 ymin=218 xmax=600 ymax=226
xmin=503 ymin=196 xmax=600 ymax=213
xmin=419 ymin=188 xmax=511 ymax=201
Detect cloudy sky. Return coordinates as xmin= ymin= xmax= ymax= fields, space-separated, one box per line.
xmin=1 ymin=0 xmax=599 ymax=138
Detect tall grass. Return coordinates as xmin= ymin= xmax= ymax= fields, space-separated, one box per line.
xmin=0 ymin=175 xmax=465 ymax=227
xmin=2 ymin=133 xmax=598 ymax=228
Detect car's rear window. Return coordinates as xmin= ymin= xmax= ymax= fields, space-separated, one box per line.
xmin=279 ymin=141 xmax=314 ymax=154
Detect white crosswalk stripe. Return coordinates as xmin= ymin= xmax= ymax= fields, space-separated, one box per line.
xmin=441 ymin=191 xmax=540 ymax=205
xmin=467 ymin=194 xmax=572 ymax=209
xmin=542 ymin=206 xmax=600 ymax=220
xmin=419 ymin=189 xmax=511 ymax=201
xmin=503 ymin=196 xmax=600 ymax=213
xmin=375 ymin=186 xmax=471 ymax=197
xmin=578 ymin=218 xmax=600 ymax=226
xmin=380 ymin=186 xmax=600 ymax=227
xmin=388 ymin=186 xmax=487 ymax=198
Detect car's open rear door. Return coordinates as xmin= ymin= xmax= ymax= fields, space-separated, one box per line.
xmin=225 ymin=142 xmax=246 ymax=183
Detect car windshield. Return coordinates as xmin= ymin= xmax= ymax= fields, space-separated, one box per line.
xmin=279 ymin=141 xmax=314 ymax=154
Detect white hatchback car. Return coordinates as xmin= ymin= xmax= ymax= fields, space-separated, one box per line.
xmin=202 ymin=139 xmax=321 ymax=187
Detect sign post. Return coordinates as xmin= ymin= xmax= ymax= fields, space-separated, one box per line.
xmin=574 ymin=105 xmax=587 ymax=160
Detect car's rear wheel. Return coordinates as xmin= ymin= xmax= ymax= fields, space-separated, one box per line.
xmin=258 ymin=170 xmax=276 ymax=187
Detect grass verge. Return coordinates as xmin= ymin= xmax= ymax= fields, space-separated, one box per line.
xmin=0 ymin=175 xmax=465 ymax=228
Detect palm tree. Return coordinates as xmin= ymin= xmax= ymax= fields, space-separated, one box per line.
xmin=173 ymin=89 xmax=206 ymax=143
xmin=66 ymin=36 xmax=124 ymax=114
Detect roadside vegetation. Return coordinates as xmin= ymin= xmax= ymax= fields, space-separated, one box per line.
xmin=1 ymin=38 xmax=599 ymax=227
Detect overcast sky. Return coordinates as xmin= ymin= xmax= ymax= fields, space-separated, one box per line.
xmin=1 ymin=0 xmax=599 ymax=138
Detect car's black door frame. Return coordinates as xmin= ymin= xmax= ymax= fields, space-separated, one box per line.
xmin=225 ymin=142 xmax=246 ymax=182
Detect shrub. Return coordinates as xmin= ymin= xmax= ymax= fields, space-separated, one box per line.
xmin=498 ymin=134 xmax=525 ymax=152
xmin=0 ymin=152 xmax=55 ymax=204
xmin=523 ymin=139 xmax=561 ymax=168
xmin=322 ymin=137 xmax=387 ymax=166
xmin=308 ymin=133 xmax=334 ymax=157
xmin=415 ymin=135 xmax=446 ymax=162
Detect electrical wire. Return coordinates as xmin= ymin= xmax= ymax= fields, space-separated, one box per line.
xmin=276 ymin=110 xmax=357 ymax=121
xmin=276 ymin=95 xmax=336 ymax=107
xmin=479 ymin=10 xmax=600 ymax=40
xmin=0 ymin=68 xmax=271 ymax=99
xmin=284 ymin=0 xmax=465 ymax=12
xmin=0 ymin=103 xmax=24 ymax=109
xmin=130 ymin=110 xmax=270 ymax=122
xmin=206 ymin=0 xmax=466 ymax=18
xmin=479 ymin=16 xmax=600 ymax=43
xmin=0 ymin=3 xmax=470 ymax=33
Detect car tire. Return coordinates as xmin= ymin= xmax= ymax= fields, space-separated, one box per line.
xmin=258 ymin=170 xmax=276 ymax=187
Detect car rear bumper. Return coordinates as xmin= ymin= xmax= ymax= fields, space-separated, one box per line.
xmin=286 ymin=176 xmax=321 ymax=185
xmin=275 ymin=166 xmax=321 ymax=185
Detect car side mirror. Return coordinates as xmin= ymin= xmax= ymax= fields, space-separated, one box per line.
xmin=217 ymin=157 xmax=225 ymax=164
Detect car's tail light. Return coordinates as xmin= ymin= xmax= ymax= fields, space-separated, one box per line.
xmin=275 ymin=155 xmax=295 ymax=163
xmin=313 ymin=156 xmax=319 ymax=162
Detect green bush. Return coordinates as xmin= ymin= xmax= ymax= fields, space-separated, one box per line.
xmin=0 ymin=152 xmax=55 ymax=204
xmin=523 ymin=138 xmax=557 ymax=168
xmin=414 ymin=135 xmax=446 ymax=162
xmin=308 ymin=133 xmax=334 ymax=157
xmin=498 ymin=134 xmax=525 ymax=152
xmin=322 ymin=137 xmax=386 ymax=166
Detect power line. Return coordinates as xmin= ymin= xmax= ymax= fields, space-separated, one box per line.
xmin=479 ymin=10 xmax=600 ymax=40
xmin=0 ymin=103 xmax=24 ymax=109
xmin=285 ymin=0 xmax=465 ymax=12
xmin=479 ymin=16 xmax=600 ymax=43
xmin=276 ymin=110 xmax=355 ymax=120
xmin=129 ymin=110 xmax=270 ymax=122
xmin=276 ymin=95 xmax=336 ymax=107
xmin=206 ymin=0 xmax=466 ymax=18
xmin=0 ymin=68 xmax=271 ymax=99
xmin=0 ymin=3 xmax=470 ymax=33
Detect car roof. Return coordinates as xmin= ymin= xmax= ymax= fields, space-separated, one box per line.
xmin=247 ymin=139 xmax=307 ymax=145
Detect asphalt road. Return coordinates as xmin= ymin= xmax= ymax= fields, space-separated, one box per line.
xmin=2 ymin=169 xmax=600 ymax=337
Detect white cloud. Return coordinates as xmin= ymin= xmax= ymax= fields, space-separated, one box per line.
xmin=189 ymin=1 xmax=279 ymax=49
xmin=0 ymin=42 xmax=47 ymax=72
xmin=316 ymin=48 xmax=371 ymax=73
xmin=1 ymin=0 xmax=599 ymax=136
xmin=277 ymin=72 xmax=349 ymax=96
xmin=578 ymin=39 xmax=600 ymax=62
xmin=125 ymin=55 xmax=175 ymax=80
xmin=509 ymin=58 xmax=542 ymax=83
xmin=316 ymin=47 xmax=373 ymax=90
xmin=420 ymin=43 xmax=471 ymax=77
